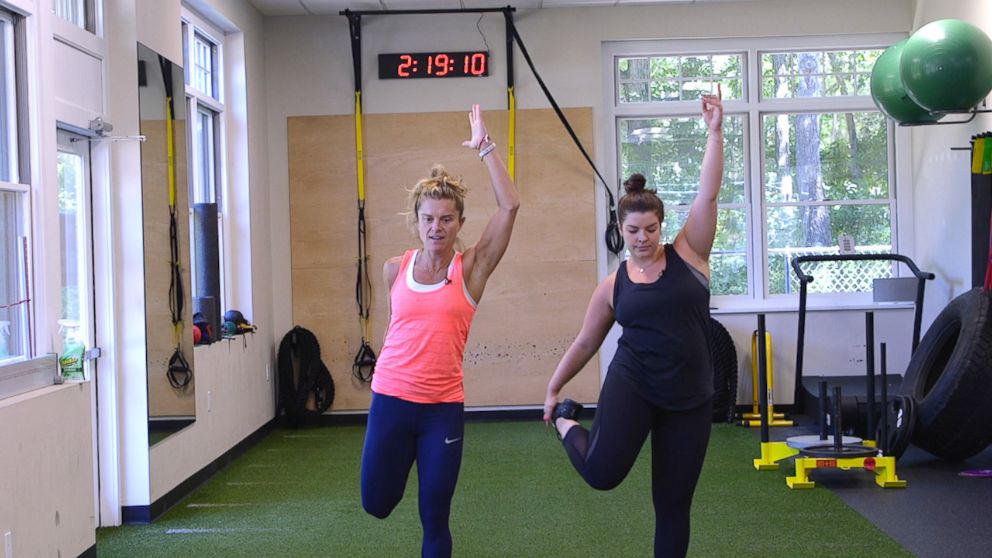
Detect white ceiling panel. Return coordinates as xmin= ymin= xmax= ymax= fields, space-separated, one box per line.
xmin=539 ymin=0 xmax=615 ymax=7
xmin=460 ymin=0 xmax=543 ymax=10
xmin=250 ymin=0 xmax=311 ymax=16
xmin=379 ymin=0 xmax=466 ymax=10
xmin=300 ymin=0 xmax=383 ymax=14
xmin=617 ymin=0 xmax=692 ymax=4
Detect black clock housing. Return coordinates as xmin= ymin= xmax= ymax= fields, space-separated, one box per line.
xmin=378 ymin=51 xmax=489 ymax=79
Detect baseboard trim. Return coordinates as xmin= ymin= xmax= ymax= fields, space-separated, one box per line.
xmin=121 ymin=418 xmax=277 ymax=524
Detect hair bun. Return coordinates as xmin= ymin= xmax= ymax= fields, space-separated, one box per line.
xmin=623 ymin=173 xmax=647 ymax=194
xmin=430 ymin=164 xmax=449 ymax=179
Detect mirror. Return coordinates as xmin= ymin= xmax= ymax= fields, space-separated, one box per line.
xmin=137 ymin=42 xmax=196 ymax=445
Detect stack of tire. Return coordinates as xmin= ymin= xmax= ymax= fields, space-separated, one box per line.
xmin=709 ymin=317 xmax=738 ymax=423
xmin=870 ymin=19 xmax=992 ymax=125
xmin=900 ymin=288 xmax=992 ymax=460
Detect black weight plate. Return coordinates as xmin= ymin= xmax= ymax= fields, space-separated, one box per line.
xmin=876 ymin=395 xmax=917 ymax=459
xmin=800 ymin=443 xmax=879 ymax=458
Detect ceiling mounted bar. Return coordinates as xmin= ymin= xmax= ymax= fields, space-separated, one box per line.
xmin=340 ymin=7 xmax=514 ymax=16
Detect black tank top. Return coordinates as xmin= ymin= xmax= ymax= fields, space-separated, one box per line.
xmin=610 ymin=244 xmax=713 ymax=410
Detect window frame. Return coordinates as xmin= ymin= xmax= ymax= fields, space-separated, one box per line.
xmin=55 ymin=128 xmax=95 ymax=380
xmin=0 ymin=7 xmax=30 ymax=364
xmin=603 ymin=33 xmax=911 ymax=311
xmin=0 ymin=8 xmax=20 ymax=183
xmin=53 ymin=0 xmax=97 ymax=34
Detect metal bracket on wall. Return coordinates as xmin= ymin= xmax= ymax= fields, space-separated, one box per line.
xmin=899 ymin=104 xmax=992 ymax=127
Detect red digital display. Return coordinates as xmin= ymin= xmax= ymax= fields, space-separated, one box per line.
xmin=378 ymin=51 xmax=489 ymax=79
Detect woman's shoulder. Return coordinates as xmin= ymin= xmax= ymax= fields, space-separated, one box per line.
xmin=383 ymin=251 xmax=413 ymax=278
xmin=384 ymin=253 xmax=407 ymax=269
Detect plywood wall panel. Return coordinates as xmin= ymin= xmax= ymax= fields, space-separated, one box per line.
xmin=289 ymin=108 xmax=600 ymax=411
xmin=141 ymin=120 xmax=195 ymax=417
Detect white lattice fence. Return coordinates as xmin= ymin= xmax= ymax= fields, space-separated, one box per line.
xmin=776 ymin=245 xmax=894 ymax=294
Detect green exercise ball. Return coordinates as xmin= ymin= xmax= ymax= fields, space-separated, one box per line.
xmin=900 ymin=19 xmax=992 ymax=112
xmin=871 ymin=39 xmax=942 ymax=123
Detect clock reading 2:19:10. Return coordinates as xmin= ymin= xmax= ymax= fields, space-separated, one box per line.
xmin=378 ymin=51 xmax=490 ymax=79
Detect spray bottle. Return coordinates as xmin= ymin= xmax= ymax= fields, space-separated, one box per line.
xmin=59 ymin=327 xmax=85 ymax=380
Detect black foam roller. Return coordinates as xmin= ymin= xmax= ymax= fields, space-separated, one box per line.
xmin=193 ymin=203 xmax=221 ymax=341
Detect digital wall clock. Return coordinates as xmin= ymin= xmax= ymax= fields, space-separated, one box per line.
xmin=378 ymin=51 xmax=489 ymax=79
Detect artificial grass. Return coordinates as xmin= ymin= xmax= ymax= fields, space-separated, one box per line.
xmin=97 ymin=422 xmax=911 ymax=557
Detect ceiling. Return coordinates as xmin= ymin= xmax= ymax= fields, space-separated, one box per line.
xmin=248 ymin=0 xmax=758 ymax=16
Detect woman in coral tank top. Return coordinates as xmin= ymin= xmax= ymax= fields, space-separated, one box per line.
xmin=360 ymin=104 xmax=519 ymax=558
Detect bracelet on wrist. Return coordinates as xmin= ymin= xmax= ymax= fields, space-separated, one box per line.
xmin=479 ymin=141 xmax=497 ymax=160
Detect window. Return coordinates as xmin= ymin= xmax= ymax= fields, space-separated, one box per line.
xmin=0 ymin=9 xmax=26 ymax=362
xmin=182 ymin=14 xmax=225 ymax=311
xmin=54 ymin=0 xmax=96 ymax=33
xmin=56 ymin=129 xmax=94 ymax=379
xmin=608 ymin=35 xmax=901 ymax=302
xmin=0 ymin=10 xmax=18 ymax=182
xmin=618 ymin=54 xmax=744 ymax=104
xmin=190 ymin=31 xmax=217 ymax=99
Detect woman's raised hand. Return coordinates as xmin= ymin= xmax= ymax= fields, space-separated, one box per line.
xmin=701 ymin=83 xmax=723 ymax=133
xmin=462 ymin=103 xmax=490 ymax=149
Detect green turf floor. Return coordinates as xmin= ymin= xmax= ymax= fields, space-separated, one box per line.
xmin=97 ymin=422 xmax=911 ymax=557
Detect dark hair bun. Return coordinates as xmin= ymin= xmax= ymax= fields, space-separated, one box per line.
xmin=623 ymin=173 xmax=647 ymax=194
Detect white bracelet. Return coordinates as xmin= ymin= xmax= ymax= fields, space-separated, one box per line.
xmin=479 ymin=141 xmax=496 ymax=160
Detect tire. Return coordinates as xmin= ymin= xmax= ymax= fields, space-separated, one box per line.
xmin=709 ymin=317 xmax=738 ymax=423
xmin=900 ymin=288 xmax=992 ymax=460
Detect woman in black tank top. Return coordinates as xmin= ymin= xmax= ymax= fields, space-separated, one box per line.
xmin=543 ymin=87 xmax=724 ymax=558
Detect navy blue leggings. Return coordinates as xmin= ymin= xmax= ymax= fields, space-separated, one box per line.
xmin=361 ymin=392 xmax=465 ymax=558
xmin=562 ymin=371 xmax=712 ymax=558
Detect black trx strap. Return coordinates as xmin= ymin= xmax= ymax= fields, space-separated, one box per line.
xmin=506 ymin=21 xmax=623 ymax=256
xmin=346 ymin=12 xmax=377 ymax=383
xmin=168 ymin=349 xmax=192 ymax=389
xmin=160 ymin=54 xmax=192 ymax=389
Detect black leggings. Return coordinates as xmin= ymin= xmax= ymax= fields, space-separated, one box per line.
xmin=562 ymin=370 xmax=712 ymax=558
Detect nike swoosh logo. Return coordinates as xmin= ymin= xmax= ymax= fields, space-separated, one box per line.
xmin=444 ymin=437 xmax=461 ymax=445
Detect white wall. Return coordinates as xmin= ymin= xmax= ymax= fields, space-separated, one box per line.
xmin=6 ymin=0 xmax=274 ymax=528
xmin=264 ymin=0 xmax=917 ymax=403
xmin=910 ymin=0 xmax=992 ymax=326
xmin=150 ymin=336 xmax=273 ymax=500
xmin=0 ymin=384 xmax=95 ymax=558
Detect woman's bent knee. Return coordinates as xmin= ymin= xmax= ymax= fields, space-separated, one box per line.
xmin=362 ymin=494 xmax=397 ymax=519
xmin=584 ymin=470 xmax=624 ymax=491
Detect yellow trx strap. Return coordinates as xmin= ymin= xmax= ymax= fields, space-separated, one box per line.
xmin=166 ymin=95 xmax=176 ymax=208
xmin=165 ymin=94 xmax=182 ymax=343
xmin=354 ymin=91 xmax=371 ymax=342
xmin=354 ymin=91 xmax=366 ymax=202
xmin=507 ymin=86 xmax=516 ymax=181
